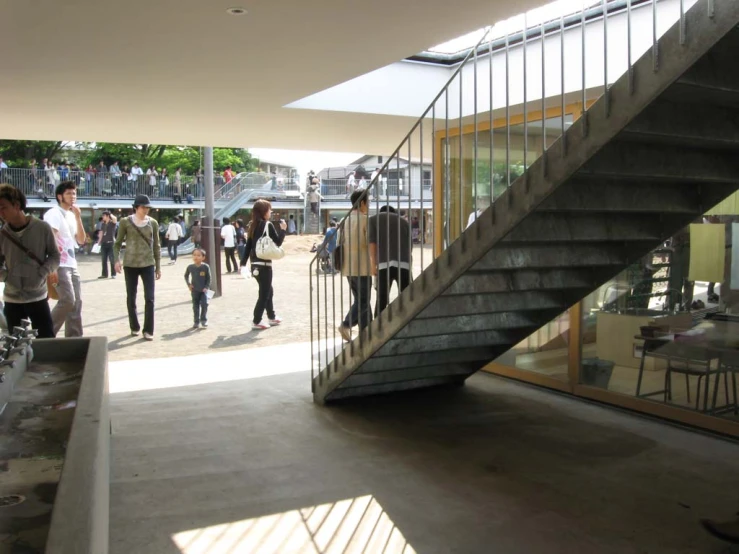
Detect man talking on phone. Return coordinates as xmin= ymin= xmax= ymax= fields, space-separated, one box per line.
xmin=43 ymin=180 xmax=86 ymax=337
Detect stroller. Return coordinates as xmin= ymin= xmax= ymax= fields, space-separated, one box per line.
xmin=312 ymin=242 xmax=334 ymax=274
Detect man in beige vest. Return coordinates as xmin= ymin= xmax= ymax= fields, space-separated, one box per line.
xmin=338 ymin=190 xmax=372 ymax=341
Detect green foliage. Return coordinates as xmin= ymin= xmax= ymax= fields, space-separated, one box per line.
xmin=0 ymin=140 xmax=70 ymax=167
xmin=0 ymin=140 xmax=259 ymax=174
xmin=474 ymin=160 xmax=525 ymax=199
xmin=81 ymin=144 xmax=257 ymax=173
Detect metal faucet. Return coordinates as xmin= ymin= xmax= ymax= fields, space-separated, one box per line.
xmin=0 ymin=358 xmax=15 ymax=369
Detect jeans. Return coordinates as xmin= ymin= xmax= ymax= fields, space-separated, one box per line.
xmin=51 ymin=267 xmax=83 ymax=337
xmin=224 ymin=247 xmax=238 ymax=272
xmin=343 ymin=276 xmax=372 ymax=330
xmin=168 ymin=239 xmax=179 ymax=261
xmin=4 ymin=299 xmax=54 ymax=339
xmin=376 ymin=267 xmax=411 ymax=316
xmin=253 ymin=265 xmax=275 ymax=324
xmin=124 ymin=265 xmax=155 ymax=334
xmin=192 ymin=291 xmax=208 ymax=324
xmin=100 ymin=242 xmax=115 ymax=277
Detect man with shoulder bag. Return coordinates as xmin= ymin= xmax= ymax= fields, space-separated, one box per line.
xmin=114 ymin=195 xmax=162 ymax=340
xmin=0 ymin=185 xmax=59 ymax=338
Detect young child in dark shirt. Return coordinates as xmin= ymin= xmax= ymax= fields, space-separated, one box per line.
xmin=184 ymin=248 xmax=211 ymax=329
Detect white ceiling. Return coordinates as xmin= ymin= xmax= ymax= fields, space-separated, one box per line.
xmin=1 ymin=0 xmax=545 ymax=154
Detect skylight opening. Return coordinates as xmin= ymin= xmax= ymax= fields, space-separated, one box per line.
xmin=427 ymin=0 xmax=601 ymax=54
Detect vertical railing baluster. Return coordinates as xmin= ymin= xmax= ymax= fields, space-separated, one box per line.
xmin=365 ymin=187 xmax=372 ymax=341
xmin=560 ymin=14 xmax=566 ymax=152
xmin=397 ymin=151 xmax=402 ymax=311
xmin=679 ymin=0 xmax=686 ymax=45
xmin=430 ymin=104 xmax=435 ymax=274
xmin=310 ymin=265 xmax=316 ymax=389
xmin=357 ymin=184 xmax=364 ymax=346
xmin=339 ymin=220 xmax=345 ymax=365
xmin=458 ymin=73 xmax=464 ymax=248
xmin=387 ymin=155 xmax=392 ymax=317
xmin=603 ymin=0 xmax=610 ymax=117
xmin=408 ymin=139 xmax=413 ymax=300
xmin=323 ymin=257 xmax=328 ymax=363
xmin=420 ymin=118 xmax=425 ymax=281
xmin=628 ymin=0 xmax=634 ymax=94
xmin=523 ymin=13 xmax=528 ymax=185
xmin=541 ymin=21 xmax=547 ymax=169
xmin=653 ymin=0 xmax=659 ymax=72
xmin=473 ymin=45 xmax=479 ymax=233
xmin=316 ymin=256 xmax=322 ymax=372
xmin=375 ymin=155 xmax=381 ymax=332
xmin=489 ymin=34 xmax=494 ymax=206
xmin=445 ymin=90 xmax=450 ymax=252
xmin=348 ymin=197 xmax=355 ymax=357
xmin=331 ymin=266 xmax=337 ymax=361
xmin=582 ymin=0 xmax=588 ymax=137
xmin=505 ymin=31 xmax=510 ymax=189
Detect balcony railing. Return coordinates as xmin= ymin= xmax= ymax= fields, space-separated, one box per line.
xmin=0 ymin=168 xmax=300 ymax=202
xmin=318 ymin=178 xmax=432 ymax=199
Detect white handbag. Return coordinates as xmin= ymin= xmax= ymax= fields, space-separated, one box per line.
xmin=255 ymin=222 xmax=285 ymax=260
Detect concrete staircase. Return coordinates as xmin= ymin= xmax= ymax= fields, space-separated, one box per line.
xmin=305 ymin=204 xmax=321 ymax=234
xmin=313 ymin=0 xmax=739 ymax=403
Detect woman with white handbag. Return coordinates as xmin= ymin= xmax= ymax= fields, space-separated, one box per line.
xmin=239 ymin=199 xmax=287 ymax=330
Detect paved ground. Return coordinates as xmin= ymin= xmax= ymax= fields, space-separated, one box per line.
xmin=92 ymin=232 xmax=739 ymax=553
xmin=74 ymin=236 xmax=433 ymax=362
xmin=109 ymin=353 xmax=739 ymax=554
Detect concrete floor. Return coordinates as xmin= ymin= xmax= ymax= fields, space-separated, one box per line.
xmin=109 ymin=350 xmax=739 ymax=554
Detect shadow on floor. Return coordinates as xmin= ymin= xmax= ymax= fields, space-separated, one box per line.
xmin=107 ymin=335 xmax=144 ymax=351
xmin=207 ymin=332 xmax=261 ymax=349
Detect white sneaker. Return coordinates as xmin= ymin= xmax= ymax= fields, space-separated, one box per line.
xmin=143 ymin=332 xmax=154 ymax=341
xmin=268 ymin=317 xmax=282 ymax=326
xmin=252 ymin=322 xmax=270 ymax=330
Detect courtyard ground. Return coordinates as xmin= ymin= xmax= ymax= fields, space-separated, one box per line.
xmin=76 ymin=234 xmax=739 ymax=554
xmin=76 ymin=235 xmax=433 ymax=362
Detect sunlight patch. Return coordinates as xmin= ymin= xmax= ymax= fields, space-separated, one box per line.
xmin=109 ymin=340 xmax=318 ymax=394
xmin=171 ymin=495 xmax=416 ymax=553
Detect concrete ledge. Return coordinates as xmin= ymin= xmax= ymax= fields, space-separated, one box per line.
xmin=37 ymin=337 xmax=110 ymax=554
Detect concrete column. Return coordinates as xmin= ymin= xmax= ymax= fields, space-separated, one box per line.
xmin=203 ymin=147 xmax=221 ymax=296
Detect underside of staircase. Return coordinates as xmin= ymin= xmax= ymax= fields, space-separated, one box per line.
xmin=314 ymin=0 xmax=739 ymax=403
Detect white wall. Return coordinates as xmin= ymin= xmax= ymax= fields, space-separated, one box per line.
xmin=286 ymin=62 xmax=450 ymax=117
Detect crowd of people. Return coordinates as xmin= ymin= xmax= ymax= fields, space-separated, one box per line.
xmin=0 ymin=173 xmax=297 ymax=339
xmin=0 ymin=158 xmax=250 ymax=201
xmin=0 ymin=172 xmax=411 ymax=345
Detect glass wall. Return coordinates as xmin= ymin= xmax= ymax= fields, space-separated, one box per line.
xmin=435 ymin=112 xmax=739 ymax=437
xmin=493 ymin=310 xmax=572 ymax=383
xmin=439 ymin=114 xmax=574 ymax=249
xmin=579 ymin=220 xmax=739 ymax=424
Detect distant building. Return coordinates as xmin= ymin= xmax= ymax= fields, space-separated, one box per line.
xmin=318 ymin=155 xmax=431 ymax=199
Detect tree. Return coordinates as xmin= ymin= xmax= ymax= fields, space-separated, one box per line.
xmin=0 ymin=139 xmax=259 ymax=175
xmin=0 ymin=140 xmax=70 ymax=166
xmin=81 ymin=143 xmax=168 ymax=169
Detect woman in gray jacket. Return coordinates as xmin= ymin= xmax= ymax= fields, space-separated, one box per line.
xmin=0 ymin=185 xmax=60 ymax=338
